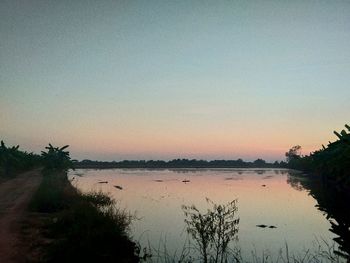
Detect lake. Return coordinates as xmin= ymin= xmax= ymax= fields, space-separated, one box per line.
xmin=68 ymin=168 xmax=345 ymax=261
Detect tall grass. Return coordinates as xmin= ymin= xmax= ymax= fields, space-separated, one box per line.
xmin=30 ymin=169 xmax=139 ymax=263
xmin=140 ymin=237 xmax=346 ymax=263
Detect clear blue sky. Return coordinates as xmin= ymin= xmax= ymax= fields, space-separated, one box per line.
xmin=1 ymin=0 xmax=350 ymax=161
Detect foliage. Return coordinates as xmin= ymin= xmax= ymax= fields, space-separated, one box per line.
xmin=30 ymin=169 xmax=73 ymax=212
xmin=143 ymin=238 xmax=344 ymax=263
xmin=253 ymin=159 xmax=266 ymax=167
xmin=41 ymin=144 xmax=73 ymax=171
xmin=285 ymin=124 xmax=350 ymax=188
xmin=30 ymin=169 xmax=139 ymax=263
xmin=311 ymin=125 xmax=350 ymax=185
xmin=182 ymin=199 xmax=239 ymax=263
xmin=0 ymin=140 xmax=41 ymax=177
xmin=285 ymin=145 xmax=302 ymax=163
xmin=82 ymin=190 xmax=115 ymax=208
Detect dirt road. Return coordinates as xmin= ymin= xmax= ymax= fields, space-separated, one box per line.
xmin=0 ymin=169 xmax=42 ymax=263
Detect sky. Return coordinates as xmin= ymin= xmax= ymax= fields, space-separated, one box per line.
xmin=1 ymin=0 xmax=350 ymax=161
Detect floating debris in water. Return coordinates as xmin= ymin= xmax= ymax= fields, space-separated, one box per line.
xmin=114 ymin=185 xmax=123 ymax=190
xmin=224 ymin=177 xmax=241 ymax=181
xmin=154 ymin=180 xmax=163 ymax=182
xmin=256 ymin=224 xmax=277 ymax=229
xmin=262 ymin=175 xmax=273 ymax=179
xmin=98 ymin=181 xmax=108 ymax=184
xmin=182 ymin=179 xmax=190 ymax=183
xmin=261 ymin=184 xmax=266 ymax=187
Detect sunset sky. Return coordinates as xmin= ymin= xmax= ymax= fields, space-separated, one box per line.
xmin=1 ymin=1 xmax=350 ymax=161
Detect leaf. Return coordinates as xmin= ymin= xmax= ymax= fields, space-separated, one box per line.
xmin=345 ymin=124 xmax=350 ymax=132
xmin=334 ymin=131 xmax=342 ymax=140
xmin=60 ymin=145 xmax=69 ymax=151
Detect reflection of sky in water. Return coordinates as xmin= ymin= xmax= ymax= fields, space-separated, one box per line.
xmin=69 ymin=169 xmax=338 ymax=258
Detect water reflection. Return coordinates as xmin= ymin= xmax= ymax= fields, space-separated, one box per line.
xmin=69 ymin=168 xmax=341 ymax=259
xmin=287 ymin=174 xmax=350 ymax=258
xmin=102 ymin=168 xmax=289 ymax=177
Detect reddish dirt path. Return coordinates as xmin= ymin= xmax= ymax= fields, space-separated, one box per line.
xmin=0 ymin=169 xmax=42 ymax=263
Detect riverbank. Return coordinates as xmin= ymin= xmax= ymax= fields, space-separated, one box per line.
xmin=74 ymin=159 xmax=283 ymax=169
xmin=28 ymin=168 xmax=139 ymax=263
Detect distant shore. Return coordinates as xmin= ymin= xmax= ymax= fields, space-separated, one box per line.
xmin=74 ymin=158 xmax=285 ymax=169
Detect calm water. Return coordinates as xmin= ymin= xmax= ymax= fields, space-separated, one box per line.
xmin=68 ymin=168 xmax=343 ymax=259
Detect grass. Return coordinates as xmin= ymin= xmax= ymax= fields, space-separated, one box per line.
xmin=139 ymin=197 xmax=347 ymax=263
xmin=30 ymin=168 xmax=139 ymax=263
xmin=140 ymin=237 xmax=346 ymax=263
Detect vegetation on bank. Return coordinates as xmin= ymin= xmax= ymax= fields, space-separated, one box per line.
xmin=30 ymin=170 xmax=139 ymax=262
xmin=0 ymin=140 xmax=41 ymax=177
xmin=40 ymin=144 xmax=74 ymax=170
xmin=285 ymin=124 xmax=350 ymax=188
xmin=182 ymin=199 xmax=240 ymax=263
xmin=28 ymin=144 xmax=140 ymax=262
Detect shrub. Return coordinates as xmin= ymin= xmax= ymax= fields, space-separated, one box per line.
xmin=182 ymin=198 xmax=239 ymax=263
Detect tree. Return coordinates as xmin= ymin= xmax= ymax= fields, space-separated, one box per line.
xmin=0 ymin=141 xmax=19 ymax=176
xmin=253 ymin=158 xmax=266 ymax=167
xmin=285 ymin=145 xmax=302 ymax=163
xmin=41 ymin=144 xmax=73 ymax=171
xmin=0 ymin=140 xmax=40 ymax=176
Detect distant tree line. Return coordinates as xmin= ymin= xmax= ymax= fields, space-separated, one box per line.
xmin=285 ymin=124 xmax=350 ymax=188
xmin=1 ymin=139 xmax=287 ymax=173
xmin=75 ymin=158 xmax=285 ymax=169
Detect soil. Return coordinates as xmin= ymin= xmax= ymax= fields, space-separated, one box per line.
xmin=0 ymin=169 xmax=42 ymax=263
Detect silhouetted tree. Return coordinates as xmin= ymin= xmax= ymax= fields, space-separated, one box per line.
xmin=0 ymin=140 xmax=41 ymax=176
xmin=41 ymin=144 xmax=73 ymax=171
xmin=253 ymin=158 xmax=266 ymax=167
xmin=285 ymin=145 xmax=302 ymax=163
xmin=285 ymin=124 xmax=350 ymax=187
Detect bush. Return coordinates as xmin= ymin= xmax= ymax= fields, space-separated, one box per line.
xmin=182 ymin=198 xmax=239 ymax=263
xmin=41 ymin=144 xmax=73 ymax=171
xmin=31 ymin=169 xmax=139 ymax=263
xmin=0 ymin=140 xmax=41 ymax=177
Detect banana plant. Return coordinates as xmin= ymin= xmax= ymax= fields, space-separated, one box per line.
xmin=0 ymin=141 xmax=19 ymax=176
xmin=1 ymin=141 xmax=19 ymax=175
xmin=333 ymin=124 xmax=350 ymax=144
xmin=312 ymin=124 xmax=350 ymax=183
xmin=41 ymin=144 xmax=73 ymax=170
